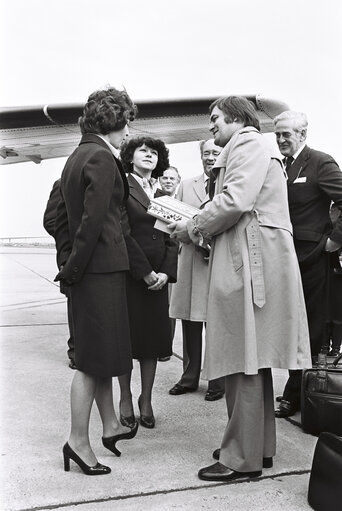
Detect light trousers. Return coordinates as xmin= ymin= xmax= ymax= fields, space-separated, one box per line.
xmin=219 ymin=369 xmax=276 ymax=472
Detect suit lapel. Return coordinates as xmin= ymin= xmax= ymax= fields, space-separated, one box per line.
xmin=193 ymin=174 xmax=206 ymax=202
xmin=127 ymin=173 xmax=151 ymax=209
xmin=287 ymin=145 xmax=310 ymax=182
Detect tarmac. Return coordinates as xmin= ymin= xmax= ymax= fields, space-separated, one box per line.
xmin=0 ymin=246 xmax=318 ymax=511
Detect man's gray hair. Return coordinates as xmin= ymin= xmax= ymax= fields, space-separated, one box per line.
xmin=273 ymin=111 xmax=308 ymax=132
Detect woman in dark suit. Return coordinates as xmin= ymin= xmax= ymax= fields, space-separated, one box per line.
xmin=119 ymin=137 xmax=178 ymax=429
xmin=54 ymin=87 xmax=138 ymax=475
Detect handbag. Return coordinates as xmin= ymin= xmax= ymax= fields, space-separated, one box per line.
xmin=301 ymin=353 xmax=342 ymax=436
xmin=308 ymin=432 xmax=342 ymax=511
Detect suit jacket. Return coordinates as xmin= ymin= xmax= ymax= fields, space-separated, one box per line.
xmin=287 ymin=145 xmax=342 ymax=263
xmin=123 ymin=173 xmax=178 ymax=282
xmin=54 ymin=134 xmax=129 ymax=284
xmin=169 ymin=173 xmax=210 ymax=321
xmin=43 ymin=178 xmax=61 ymax=237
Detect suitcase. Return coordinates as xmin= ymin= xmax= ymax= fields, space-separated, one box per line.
xmin=301 ymin=353 xmax=342 ymax=436
xmin=308 ymin=432 xmax=342 ymax=511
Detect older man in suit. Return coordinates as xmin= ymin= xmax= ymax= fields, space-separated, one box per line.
xmin=274 ymin=110 xmax=342 ymax=418
xmin=168 ymin=139 xmax=225 ymax=401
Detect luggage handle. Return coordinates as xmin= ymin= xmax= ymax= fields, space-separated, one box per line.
xmin=333 ymin=353 xmax=342 ymax=366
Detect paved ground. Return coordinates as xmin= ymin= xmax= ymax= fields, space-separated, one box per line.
xmin=0 ymin=246 xmax=318 ymax=511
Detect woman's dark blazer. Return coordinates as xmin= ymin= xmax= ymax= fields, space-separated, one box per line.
xmin=123 ymin=173 xmax=178 ymax=282
xmin=55 ymin=134 xmax=129 ymax=284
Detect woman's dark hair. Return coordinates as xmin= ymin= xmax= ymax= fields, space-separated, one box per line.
xmin=79 ymin=87 xmax=137 ymax=135
xmin=209 ymin=96 xmax=260 ymax=130
xmin=120 ymin=137 xmax=170 ymax=178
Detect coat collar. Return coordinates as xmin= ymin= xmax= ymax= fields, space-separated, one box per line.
xmin=79 ymin=134 xmax=129 ymax=201
xmin=127 ymin=173 xmax=151 ymax=209
xmin=79 ymin=133 xmax=111 ymax=150
xmin=211 ymin=127 xmax=260 ymax=176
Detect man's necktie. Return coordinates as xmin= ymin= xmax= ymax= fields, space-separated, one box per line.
xmin=205 ymin=179 xmax=209 ymax=194
xmin=285 ymin=156 xmax=294 ymax=172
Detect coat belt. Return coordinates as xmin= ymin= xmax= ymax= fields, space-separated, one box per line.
xmin=246 ymin=216 xmax=265 ymax=308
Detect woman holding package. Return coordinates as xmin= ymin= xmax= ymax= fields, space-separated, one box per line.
xmin=119 ymin=136 xmax=178 ymax=429
xmin=54 ymin=87 xmax=138 ymax=475
xmin=170 ymin=96 xmax=311 ymax=481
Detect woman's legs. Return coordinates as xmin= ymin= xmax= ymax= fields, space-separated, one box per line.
xmin=95 ymin=377 xmax=131 ymax=437
xmin=118 ymin=370 xmax=134 ymax=417
xmin=139 ymin=358 xmax=157 ymax=416
xmin=68 ymin=370 xmax=98 ymax=466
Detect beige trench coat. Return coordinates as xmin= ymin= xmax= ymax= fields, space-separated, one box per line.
xmin=169 ymin=174 xmax=209 ymax=321
xmin=195 ymin=127 xmax=311 ymax=380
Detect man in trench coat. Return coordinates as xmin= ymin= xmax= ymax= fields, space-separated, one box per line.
xmin=170 ymin=96 xmax=311 ymax=482
xmin=168 ymin=140 xmax=225 ymax=400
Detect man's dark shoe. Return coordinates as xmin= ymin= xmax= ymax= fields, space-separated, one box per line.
xmin=169 ymin=383 xmax=196 ymax=395
xmin=212 ymin=448 xmax=273 ymax=468
xmin=205 ymin=390 xmax=224 ymax=401
xmin=198 ymin=462 xmax=261 ymax=481
xmin=158 ymin=357 xmax=171 ymax=362
xmin=68 ymin=360 xmax=76 ymax=370
xmin=275 ymin=399 xmax=298 ymax=418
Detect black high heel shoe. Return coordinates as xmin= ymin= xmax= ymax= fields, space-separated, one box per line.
xmin=212 ymin=448 xmax=273 ymax=468
xmin=120 ymin=414 xmax=137 ymax=429
xmin=138 ymin=396 xmax=155 ymax=429
xmin=119 ymin=402 xmax=137 ymax=429
xmin=102 ymin=421 xmax=139 ymax=456
xmin=63 ymin=442 xmax=111 ymax=475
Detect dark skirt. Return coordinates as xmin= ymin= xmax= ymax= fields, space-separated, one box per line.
xmin=126 ymin=275 xmax=172 ymax=359
xmin=70 ymin=271 xmax=132 ymax=377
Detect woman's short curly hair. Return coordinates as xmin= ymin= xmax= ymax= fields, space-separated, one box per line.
xmin=120 ymin=137 xmax=170 ymax=178
xmin=79 ymin=87 xmax=137 ymax=135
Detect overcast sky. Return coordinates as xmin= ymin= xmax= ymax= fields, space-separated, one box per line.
xmin=0 ymin=0 xmax=341 ymax=237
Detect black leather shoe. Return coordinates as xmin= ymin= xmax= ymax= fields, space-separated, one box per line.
xmin=205 ymin=390 xmax=224 ymax=401
xmin=212 ymin=449 xmax=273 ymax=468
xmin=158 ymin=357 xmax=171 ymax=362
xmin=68 ymin=360 xmax=77 ymax=370
xmin=102 ymin=421 xmax=139 ymax=456
xmin=275 ymin=399 xmax=299 ymax=418
xmin=169 ymin=383 xmax=197 ymax=395
xmin=198 ymin=462 xmax=261 ymax=482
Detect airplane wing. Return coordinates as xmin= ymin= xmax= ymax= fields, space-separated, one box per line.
xmin=0 ymin=95 xmax=289 ymax=165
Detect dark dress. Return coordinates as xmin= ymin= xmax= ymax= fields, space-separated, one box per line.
xmin=54 ymin=134 xmax=132 ymax=377
xmin=123 ymin=175 xmax=178 ymax=359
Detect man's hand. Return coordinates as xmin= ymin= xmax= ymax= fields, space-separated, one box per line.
xmin=148 ymin=272 xmax=169 ymax=291
xmin=325 ymin=238 xmax=341 ymax=252
xmin=168 ymin=220 xmax=191 ymax=243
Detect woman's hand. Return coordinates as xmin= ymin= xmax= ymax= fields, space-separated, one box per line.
xmin=143 ymin=271 xmax=159 ymax=286
xmin=168 ymin=220 xmax=191 ymax=243
xmin=148 ymin=272 xmax=169 ymax=291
